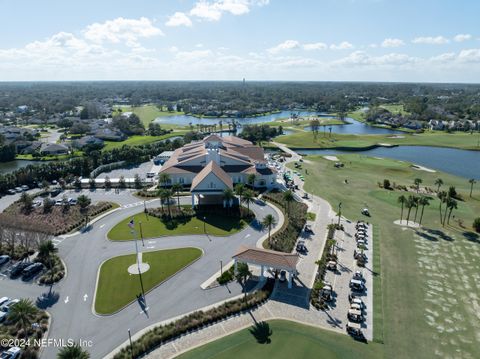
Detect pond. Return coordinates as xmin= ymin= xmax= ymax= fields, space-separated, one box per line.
xmin=0 ymin=160 xmax=38 ymax=175
xmin=296 ymin=146 xmax=480 ymax=179
xmin=304 ymin=118 xmax=404 ymax=135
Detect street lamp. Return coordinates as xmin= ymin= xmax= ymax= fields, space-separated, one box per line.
xmin=139 ymin=221 xmax=145 ymax=247
xmin=128 ymin=328 xmax=134 ymax=359
xmin=203 ymin=216 xmax=206 ymax=234
xmin=220 ymin=260 xmax=223 ymax=275
xmin=337 ymin=202 xmax=342 ymax=227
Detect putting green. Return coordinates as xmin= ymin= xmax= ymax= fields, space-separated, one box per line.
xmin=178 ymin=320 xmax=382 ymax=359
xmin=94 ymin=248 xmax=202 ymax=314
xmin=107 ymin=212 xmax=248 ymax=241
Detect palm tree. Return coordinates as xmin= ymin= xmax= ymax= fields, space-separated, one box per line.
xmin=438 ymin=190 xmax=447 ymax=224
xmin=397 ymin=195 xmax=406 ymax=221
xmin=38 ymin=240 xmax=58 ymax=282
xmin=446 ymin=197 xmax=458 ymax=225
xmin=235 ymin=262 xmax=252 ymax=302
xmin=247 ymin=174 xmax=256 ymax=188
xmin=171 ymin=183 xmax=183 ymax=211
xmin=443 ymin=196 xmax=453 ymax=226
xmin=235 ymin=183 xmax=245 ymax=205
xmin=158 ymin=173 xmax=170 ymax=188
xmin=157 ymin=188 xmax=165 ymax=211
xmin=223 ymin=188 xmax=235 ymax=210
xmin=58 ymin=343 xmax=90 ymax=359
xmin=414 ymin=178 xmax=423 ymax=193
xmin=469 ymin=178 xmax=476 ymax=198
xmin=413 ymin=196 xmax=420 ymax=222
xmin=283 ymin=190 xmax=294 ymax=215
xmin=160 ymin=189 xmax=173 ymax=217
xmin=241 ymin=190 xmax=255 ymax=212
xmin=8 ymin=299 xmax=38 ymax=338
xmin=434 ymin=178 xmax=444 ymax=192
xmin=262 ymin=214 xmax=277 ymax=244
xmin=418 ymin=197 xmax=430 ymax=225
xmin=405 ymin=196 xmax=415 ymax=224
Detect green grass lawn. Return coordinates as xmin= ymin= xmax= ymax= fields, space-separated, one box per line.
xmin=102 ymin=132 xmax=186 ymax=151
xmin=274 ymin=129 xmax=480 ymax=150
xmin=107 ymin=211 xmax=249 ymax=240
xmin=290 ymin=154 xmax=480 ymax=358
xmin=95 ymin=248 xmax=202 ymax=314
xmin=113 ymin=104 xmax=185 ymax=128
xmin=178 ymin=320 xmax=383 ymax=359
xmin=379 ymin=104 xmax=410 ymax=116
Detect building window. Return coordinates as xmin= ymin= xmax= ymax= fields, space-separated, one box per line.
xmin=179 ymin=177 xmax=185 ymax=184
xmin=209 ymin=182 xmax=216 ymax=189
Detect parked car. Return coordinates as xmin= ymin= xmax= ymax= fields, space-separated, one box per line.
xmin=1 ymin=299 xmax=19 ymax=313
xmin=14 ymin=187 xmax=22 ymax=193
xmin=304 ymin=224 xmax=313 ymax=233
xmin=0 ymin=347 xmax=22 ymax=359
xmin=296 ymin=241 xmax=307 ymax=253
xmin=6 ymin=189 xmax=16 ymax=195
xmin=279 ymin=270 xmax=286 ymax=282
xmin=321 ymin=282 xmax=333 ymax=301
xmin=0 ymin=311 xmax=7 ymax=323
xmin=9 ymin=261 xmax=31 ymax=278
xmin=0 ymin=297 xmax=10 ymax=308
xmin=68 ymin=198 xmax=77 ymax=205
xmin=0 ymin=255 xmax=10 ymax=266
xmin=20 ymin=185 xmax=29 ymax=191
xmin=22 ymin=263 xmax=44 ymax=279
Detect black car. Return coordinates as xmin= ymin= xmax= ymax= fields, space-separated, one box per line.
xmin=9 ymin=262 xmax=31 ymax=278
xmin=22 ymin=263 xmax=44 ymax=279
xmin=0 ymin=255 xmax=10 ymax=266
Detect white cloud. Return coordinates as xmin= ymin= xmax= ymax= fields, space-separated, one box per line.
xmin=267 ymin=40 xmax=300 ymax=54
xmin=430 ymin=52 xmax=456 ymax=63
xmin=330 ymin=41 xmax=354 ymax=50
xmin=188 ymin=0 xmax=268 ymax=22
xmin=412 ymin=36 xmax=449 ymax=45
xmin=303 ymin=42 xmax=327 ymax=51
xmin=333 ymin=51 xmax=417 ymax=67
xmin=381 ymin=38 xmax=405 ymax=48
xmin=165 ymin=12 xmax=193 ymax=27
xmin=175 ymin=49 xmax=213 ymax=61
xmin=454 ymin=34 xmax=472 ymax=42
xmin=83 ymin=17 xmax=163 ymax=47
xmin=457 ymin=48 xmax=480 ymax=62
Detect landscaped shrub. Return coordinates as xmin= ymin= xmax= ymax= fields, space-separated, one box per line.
xmin=216 ymin=265 xmax=235 ymax=285
xmin=311 ymin=237 xmax=336 ymax=310
xmin=113 ymin=280 xmax=274 ymax=359
xmin=263 ymin=190 xmax=307 ymax=253
xmin=474 ymin=217 xmax=480 ymax=233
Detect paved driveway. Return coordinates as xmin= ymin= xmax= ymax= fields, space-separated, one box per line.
xmin=1 ymin=194 xmax=280 ymax=358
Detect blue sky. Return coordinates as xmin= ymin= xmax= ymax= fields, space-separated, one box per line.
xmin=0 ymin=0 xmax=479 ymax=82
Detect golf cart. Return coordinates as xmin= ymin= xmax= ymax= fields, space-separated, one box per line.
xmin=347 ymin=309 xmax=364 ymax=323
xmin=361 ymin=208 xmax=370 ymax=216
xmin=320 ymin=282 xmax=333 ymax=302
xmin=346 ymin=322 xmax=364 ymax=339
xmin=304 ymin=224 xmax=313 ymax=234
xmin=327 ymin=260 xmax=337 ymax=271
xmin=353 ymin=271 xmax=364 ymax=282
xmin=350 ymin=279 xmax=365 ymax=292
xmin=302 ymin=192 xmax=309 ymax=199
xmin=349 ymin=295 xmax=365 ymax=309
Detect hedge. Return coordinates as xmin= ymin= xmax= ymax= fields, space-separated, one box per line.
xmin=113 ymin=279 xmax=274 ymax=359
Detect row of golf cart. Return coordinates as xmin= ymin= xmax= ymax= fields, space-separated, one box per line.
xmin=354 ymin=221 xmax=369 ymax=267
xmin=346 ymin=270 xmax=367 ymax=339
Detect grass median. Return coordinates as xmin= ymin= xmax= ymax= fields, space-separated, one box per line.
xmin=107 ymin=211 xmax=248 ymax=241
xmin=94 ymin=248 xmax=202 ymax=314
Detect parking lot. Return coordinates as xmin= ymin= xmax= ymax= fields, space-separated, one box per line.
xmin=324 ymin=219 xmax=374 ymax=340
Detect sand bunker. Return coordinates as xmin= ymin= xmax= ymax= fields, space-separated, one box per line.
xmin=323 ymin=155 xmax=339 ymax=161
xmin=394 ymin=219 xmax=420 ymax=228
xmin=411 ymin=164 xmax=436 ymax=173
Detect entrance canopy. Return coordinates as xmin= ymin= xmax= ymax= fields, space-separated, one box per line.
xmin=233 ymin=245 xmax=299 ymax=273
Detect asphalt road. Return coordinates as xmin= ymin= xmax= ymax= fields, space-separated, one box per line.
xmin=1 ymin=190 xmax=278 ymax=358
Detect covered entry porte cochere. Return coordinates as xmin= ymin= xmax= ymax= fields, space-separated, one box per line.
xmin=233 ymin=245 xmax=300 ymax=289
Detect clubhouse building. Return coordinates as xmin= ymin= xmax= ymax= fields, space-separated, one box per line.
xmin=158 ymin=134 xmax=277 ymax=207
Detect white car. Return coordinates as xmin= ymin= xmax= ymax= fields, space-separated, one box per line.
xmin=0 ymin=347 xmax=22 ymax=359
xmin=1 ymin=299 xmax=19 ymax=312
xmin=0 ymin=297 xmax=9 ymax=307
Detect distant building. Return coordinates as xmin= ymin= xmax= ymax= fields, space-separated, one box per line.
xmin=73 ymin=135 xmax=104 ymax=149
xmin=93 ymin=128 xmax=126 ymax=141
xmin=40 ymin=143 xmax=69 ymax=155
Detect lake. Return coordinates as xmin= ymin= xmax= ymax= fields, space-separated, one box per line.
xmin=296 ymin=146 xmax=480 ymax=179
xmin=155 ymin=110 xmax=404 ymax=135
xmin=0 ymin=160 xmax=38 ymax=175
